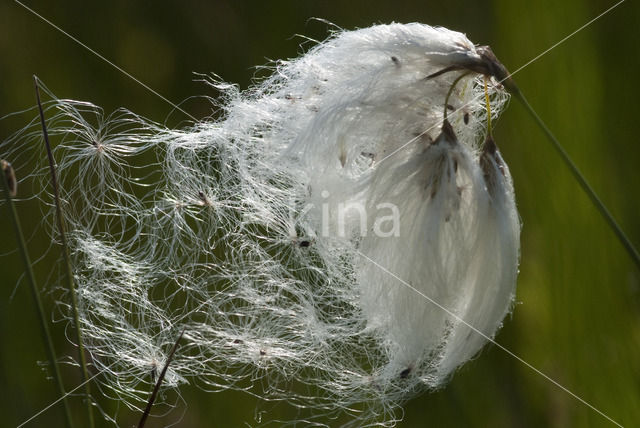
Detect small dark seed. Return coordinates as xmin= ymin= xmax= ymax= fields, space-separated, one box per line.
xmin=400 ymin=367 xmax=411 ymax=379
xmin=463 ymin=112 xmax=470 ymax=124
xmin=259 ymin=349 xmax=267 ymax=356
xmin=299 ymin=240 xmax=311 ymax=248
xmin=391 ymin=56 xmax=400 ymax=66
xmin=198 ymin=191 xmax=211 ymax=205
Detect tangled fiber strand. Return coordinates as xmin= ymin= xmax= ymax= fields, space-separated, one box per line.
xmin=1 ymin=23 xmax=519 ymax=426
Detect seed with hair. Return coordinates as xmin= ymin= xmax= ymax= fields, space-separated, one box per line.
xmin=198 ymin=191 xmax=211 ymax=206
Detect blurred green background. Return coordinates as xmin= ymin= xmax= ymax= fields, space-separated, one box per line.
xmin=1 ymin=1 xmax=639 ymax=427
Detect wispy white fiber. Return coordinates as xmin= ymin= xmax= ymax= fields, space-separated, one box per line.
xmin=1 ymin=23 xmax=519 ymax=426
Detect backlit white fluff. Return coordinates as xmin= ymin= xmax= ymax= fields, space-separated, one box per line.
xmin=1 ymin=23 xmax=519 ymax=426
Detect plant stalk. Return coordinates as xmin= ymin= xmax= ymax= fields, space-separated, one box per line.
xmin=34 ymin=77 xmax=95 ymax=428
xmin=137 ymin=329 xmax=185 ymax=428
xmin=1 ymin=160 xmax=74 ymax=428
xmin=509 ymin=85 xmax=640 ymax=270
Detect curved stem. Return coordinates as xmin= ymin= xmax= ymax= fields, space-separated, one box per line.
xmin=484 ymin=77 xmax=493 ymax=137
xmin=444 ymin=72 xmax=470 ymax=121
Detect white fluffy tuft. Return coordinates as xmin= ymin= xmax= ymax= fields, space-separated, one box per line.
xmin=1 ymin=23 xmax=519 ymax=426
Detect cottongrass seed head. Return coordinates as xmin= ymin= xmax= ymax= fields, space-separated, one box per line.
xmin=1 ymin=22 xmax=519 ymax=426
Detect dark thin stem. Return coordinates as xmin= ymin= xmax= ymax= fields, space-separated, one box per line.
xmin=1 ymin=160 xmax=74 ymax=428
xmin=34 ymin=76 xmax=95 ymax=428
xmin=443 ymin=72 xmax=470 ymax=120
xmin=510 ymin=86 xmax=640 ymax=270
xmin=138 ymin=329 xmax=186 ymax=428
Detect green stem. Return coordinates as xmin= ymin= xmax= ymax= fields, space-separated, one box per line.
xmin=484 ymin=77 xmax=493 ymax=137
xmin=34 ymin=77 xmax=95 ymax=428
xmin=510 ymin=85 xmax=640 ymax=270
xmin=1 ymin=161 xmax=74 ymax=428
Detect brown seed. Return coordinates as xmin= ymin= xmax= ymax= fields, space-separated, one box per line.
xmin=360 ymin=151 xmax=375 ymax=159
xmin=150 ymin=360 xmax=158 ymax=383
xmin=298 ymin=240 xmax=311 ymax=248
xmin=198 ymin=191 xmax=211 ymax=206
xmin=1 ymin=160 xmax=17 ymax=197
